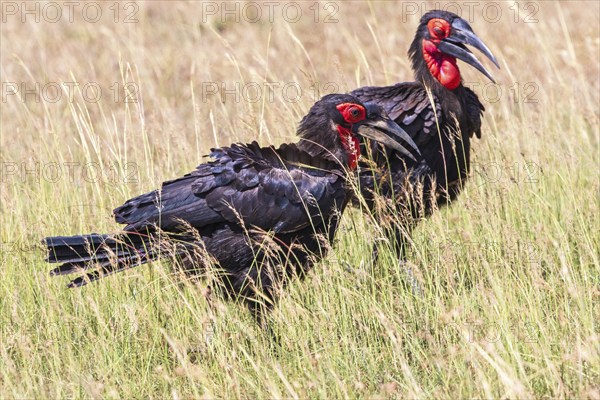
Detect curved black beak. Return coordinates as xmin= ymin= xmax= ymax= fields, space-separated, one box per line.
xmin=438 ymin=18 xmax=500 ymax=83
xmin=353 ymin=107 xmax=421 ymax=162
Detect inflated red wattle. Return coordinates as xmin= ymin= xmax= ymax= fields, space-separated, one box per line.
xmin=422 ymin=39 xmax=461 ymax=90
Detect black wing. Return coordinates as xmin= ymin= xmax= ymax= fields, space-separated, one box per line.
xmin=463 ymin=86 xmax=485 ymax=138
xmin=353 ymin=82 xmax=485 ymax=142
xmin=113 ymin=142 xmax=347 ymax=235
xmin=351 ymin=82 xmax=443 ymax=148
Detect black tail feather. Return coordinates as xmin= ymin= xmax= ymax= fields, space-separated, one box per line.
xmin=44 ymin=233 xmax=151 ymax=263
xmin=43 ymin=231 xmax=162 ymax=287
xmin=65 ymin=250 xmax=159 ymax=287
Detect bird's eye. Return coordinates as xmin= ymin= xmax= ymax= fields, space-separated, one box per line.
xmin=427 ymin=18 xmax=450 ymax=39
xmin=336 ymin=102 xmax=365 ymax=123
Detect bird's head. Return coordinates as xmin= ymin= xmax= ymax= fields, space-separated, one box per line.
xmin=297 ymin=94 xmax=420 ymax=169
xmin=410 ymin=10 xmax=499 ymax=90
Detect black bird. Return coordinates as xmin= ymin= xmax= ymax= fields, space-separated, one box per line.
xmin=43 ymin=94 xmax=419 ymax=322
xmin=351 ymin=11 xmax=499 ymax=273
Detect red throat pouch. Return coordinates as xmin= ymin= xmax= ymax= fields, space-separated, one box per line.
xmin=423 ymin=40 xmax=461 ymax=90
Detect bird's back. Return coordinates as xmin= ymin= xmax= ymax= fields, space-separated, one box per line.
xmin=113 ymin=141 xmax=350 ymax=236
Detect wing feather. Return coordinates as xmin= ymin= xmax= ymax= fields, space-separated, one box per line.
xmin=113 ymin=142 xmax=347 ymax=235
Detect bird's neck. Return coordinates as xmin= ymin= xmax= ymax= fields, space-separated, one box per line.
xmin=296 ymin=135 xmax=351 ymax=169
xmin=410 ymin=36 xmax=472 ymax=125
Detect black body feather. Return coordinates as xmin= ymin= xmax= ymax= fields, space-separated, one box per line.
xmin=43 ymin=94 xmax=387 ymax=319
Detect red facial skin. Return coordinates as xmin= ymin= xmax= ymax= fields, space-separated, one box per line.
xmin=422 ymin=18 xmax=461 ymax=90
xmin=335 ymin=103 xmax=366 ymax=170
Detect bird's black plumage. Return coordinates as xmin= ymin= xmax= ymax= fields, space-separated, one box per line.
xmin=351 ymin=10 xmax=497 ymax=261
xmin=43 ymin=93 xmax=412 ymax=320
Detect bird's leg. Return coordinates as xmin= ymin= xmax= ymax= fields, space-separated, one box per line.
xmin=378 ymin=224 xmax=422 ymax=296
xmin=246 ymin=299 xmax=282 ymax=350
xmin=371 ymin=237 xmax=383 ymax=265
xmin=395 ymin=227 xmax=423 ymax=297
xmin=203 ymin=284 xmax=215 ymax=317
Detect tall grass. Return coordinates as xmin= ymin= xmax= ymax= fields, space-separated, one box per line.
xmin=1 ymin=1 xmax=598 ymax=398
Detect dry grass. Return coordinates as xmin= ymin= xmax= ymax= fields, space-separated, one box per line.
xmin=1 ymin=1 xmax=599 ymax=398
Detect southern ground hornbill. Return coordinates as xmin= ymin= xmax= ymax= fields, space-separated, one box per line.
xmin=43 ymin=94 xmax=418 ymax=322
xmin=351 ymin=11 xmax=499 ymax=274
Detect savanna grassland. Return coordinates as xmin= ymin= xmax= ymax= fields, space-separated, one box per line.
xmin=0 ymin=1 xmax=598 ymax=398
